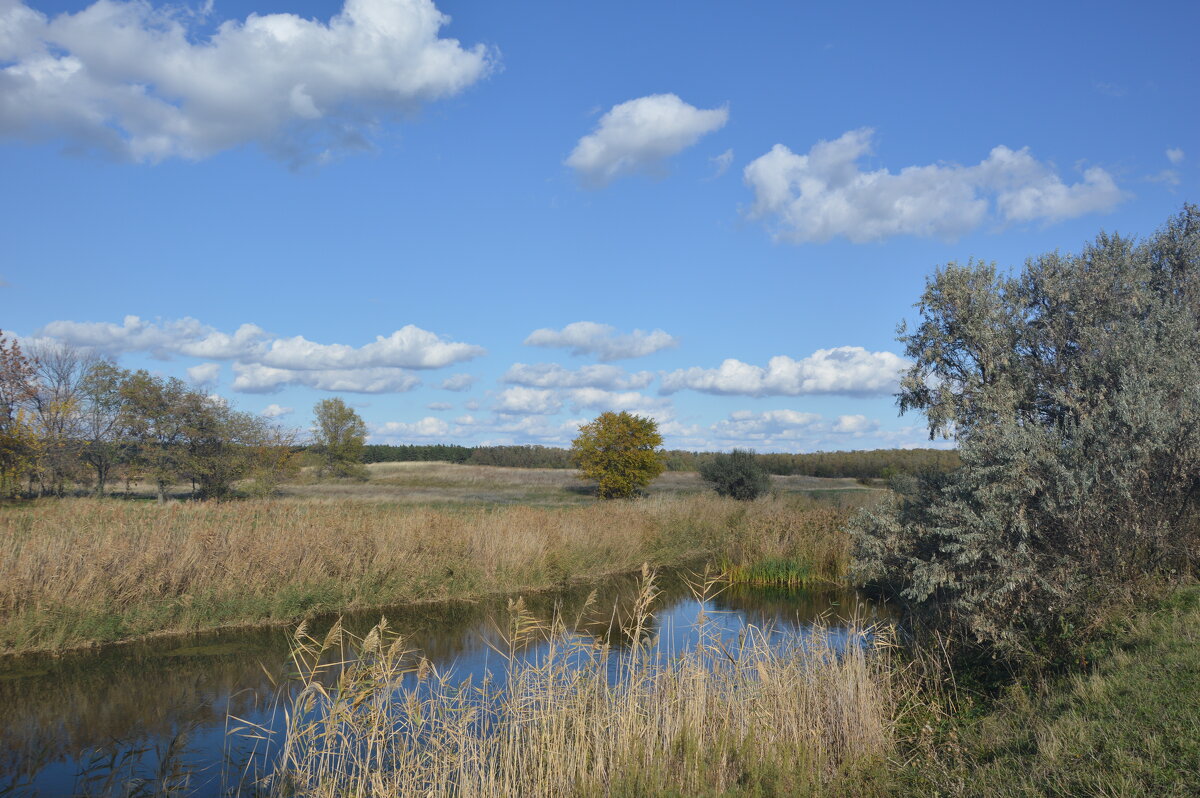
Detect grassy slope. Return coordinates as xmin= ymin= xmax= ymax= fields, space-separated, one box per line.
xmin=891 ymin=586 xmax=1200 ymax=797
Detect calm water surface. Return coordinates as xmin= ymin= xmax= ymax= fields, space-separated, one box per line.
xmin=0 ymin=569 xmax=885 ymax=797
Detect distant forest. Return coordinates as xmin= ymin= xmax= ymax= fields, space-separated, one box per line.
xmin=358 ymin=443 xmax=959 ymax=479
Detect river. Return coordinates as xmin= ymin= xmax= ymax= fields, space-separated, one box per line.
xmin=0 ymin=568 xmax=886 ymax=797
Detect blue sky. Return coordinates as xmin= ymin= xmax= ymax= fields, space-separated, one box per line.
xmin=2 ymin=0 xmax=1196 ymax=451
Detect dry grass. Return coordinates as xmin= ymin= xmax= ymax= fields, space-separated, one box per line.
xmin=241 ymin=570 xmax=898 ymax=797
xmin=0 ymin=492 xmax=849 ymax=655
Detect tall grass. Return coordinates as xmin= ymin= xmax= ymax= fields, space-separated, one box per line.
xmin=720 ymin=502 xmax=853 ymax=587
xmin=240 ymin=569 xmax=897 ymax=797
xmin=0 ymin=494 xmax=847 ymax=654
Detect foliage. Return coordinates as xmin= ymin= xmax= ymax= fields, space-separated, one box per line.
xmin=851 ymin=205 xmax=1200 ymax=668
xmin=311 ymin=398 xmax=368 ymax=479
xmin=0 ymin=332 xmax=38 ymax=498
xmin=699 ymin=448 xmax=771 ymax=501
xmin=570 ymin=411 xmax=665 ymax=499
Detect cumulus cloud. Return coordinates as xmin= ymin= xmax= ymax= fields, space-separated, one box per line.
xmin=232 ymin=363 xmax=421 ymax=394
xmin=0 ymin=0 xmax=493 ymax=163
xmin=439 ymin=373 xmax=477 ymax=391
xmin=427 ymin=401 xmax=452 ymax=411
xmin=744 ymin=128 xmax=1125 ymax=243
xmin=372 ymin=416 xmax=451 ymax=440
xmin=186 ymin=362 xmax=221 ymax=386
xmin=39 ymin=315 xmax=483 ymax=393
xmin=261 ymin=403 xmax=294 ymax=418
xmin=524 ymin=322 xmax=677 ymax=361
xmin=660 ymin=346 xmax=907 ymax=397
xmin=41 ymin=315 xmax=270 ymax=359
xmin=832 ymin=414 xmax=877 ymax=434
xmin=703 ymin=409 xmax=885 ymax=450
xmin=565 ymin=388 xmax=671 ymax=416
xmin=1166 ymin=148 xmax=1185 ymax=165
xmin=503 ymin=362 xmax=654 ymax=391
xmin=565 ymin=93 xmax=728 ymax=186
xmin=493 ymin=387 xmax=562 ymax=416
xmin=257 ymin=326 xmax=484 ymax=370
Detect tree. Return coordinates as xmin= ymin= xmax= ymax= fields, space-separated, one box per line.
xmin=78 ymin=361 xmax=127 ymax=497
xmin=0 ymin=332 xmax=38 ymax=498
xmin=312 ymin=398 xmax=367 ymax=479
xmin=851 ymin=205 xmax=1200 ymax=668
xmin=120 ymin=371 xmax=194 ymax=503
xmin=699 ymin=449 xmax=771 ymax=501
xmin=26 ymin=341 xmax=97 ymax=496
xmin=570 ymin=411 xmax=664 ymax=499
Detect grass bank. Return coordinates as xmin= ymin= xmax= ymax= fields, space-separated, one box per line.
xmin=0 ymin=493 xmax=849 ymax=656
xmin=888 ymin=584 xmax=1200 ymax=796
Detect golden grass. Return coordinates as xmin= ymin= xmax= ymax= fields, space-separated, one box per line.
xmin=240 ymin=570 xmax=897 ymax=797
xmin=0 ymin=492 xmax=849 ymax=655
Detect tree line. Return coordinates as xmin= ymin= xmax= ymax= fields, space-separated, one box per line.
xmin=357 ymin=442 xmax=959 ymax=479
xmin=0 ymin=340 xmax=298 ymax=501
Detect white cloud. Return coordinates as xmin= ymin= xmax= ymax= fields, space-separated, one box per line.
xmin=744 ymin=128 xmax=1125 ymax=243
xmin=0 ymin=0 xmax=493 ymax=163
xmin=186 ymin=362 xmax=221 ymax=386
xmin=565 ymin=387 xmax=671 ymax=416
xmin=502 ymin=362 xmax=654 ymax=390
xmin=524 ymin=321 xmax=677 ymax=361
xmin=709 ymin=148 xmax=733 ymax=178
xmin=493 ymin=386 xmax=562 ymax=416
xmin=372 ymin=416 xmax=451 ymax=440
xmin=41 ymin=316 xmax=269 ymax=359
xmin=427 ymin=401 xmax=452 ymax=411
xmin=660 ymin=346 xmax=907 ymax=397
xmin=258 ymin=326 xmax=484 ymax=370
xmin=1166 ymin=148 xmax=1185 ymax=165
xmin=439 ymin=373 xmax=477 ymax=391
xmin=832 ymin=414 xmax=877 ymax=434
xmin=565 ymin=93 xmax=728 ymax=186
xmin=261 ymin=403 xmax=294 ymax=418
xmin=39 ymin=315 xmax=483 ymax=394
xmin=232 ymin=363 xmax=421 ymax=394
xmin=463 ymin=399 xmax=480 ymax=410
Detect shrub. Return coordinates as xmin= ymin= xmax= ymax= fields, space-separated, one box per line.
xmin=699 ymin=449 xmax=771 ymax=501
xmin=851 ymin=205 xmax=1200 ymax=669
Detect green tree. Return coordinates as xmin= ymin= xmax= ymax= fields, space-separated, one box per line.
xmin=0 ymin=331 xmax=38 ymax=498
xmin=699 ymin=449 xmax=771 ymax=501
xmin=312 ymin=398 xmax=368 ymax=479
xmin=570 ymin=411 xmax=664 ymax=499
xmin=78 ymin=361 xmax=127 ymax=497
xmin=851 ymin=205 xmax=1200 ymax=668
xmin=119 ymin=371 xmax=193 ymax=503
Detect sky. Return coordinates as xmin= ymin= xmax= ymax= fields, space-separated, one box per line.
xmin=1 ymin=0 xmax=1196 ymax=451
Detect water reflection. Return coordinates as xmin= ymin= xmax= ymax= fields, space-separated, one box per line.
xmin=0 ymin=569 xmax=887 ymax=797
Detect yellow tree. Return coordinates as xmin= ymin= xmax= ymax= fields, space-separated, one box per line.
xmin=570 ymin=411 xmax=665 ymax=499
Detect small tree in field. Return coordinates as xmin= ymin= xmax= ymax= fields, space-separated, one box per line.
xmin=700 ymin=449 xmax=770 ymax=501
xmin=312 ymin=398 xmax=368 ymax=479
xmin=571 ymin=411 xmax=664 ymax=499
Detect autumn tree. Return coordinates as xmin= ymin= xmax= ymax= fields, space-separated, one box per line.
xmin=312 ymin=398 xmax=368 ymax=479
xmin=0 ymin=331 xmax=38 ymax=498
xmin=120 ymin=371 xmax=194 ymax=503
xmin=78 ymin=361 xmax=127 ymax=496
xmin=571 ymin=411 xmax=664 ymax=499
xmin=26 ymin=341 xmax=97 ymax=496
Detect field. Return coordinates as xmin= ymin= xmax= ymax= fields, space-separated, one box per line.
xmin=0 ymin=462 xmax=869 ymax=655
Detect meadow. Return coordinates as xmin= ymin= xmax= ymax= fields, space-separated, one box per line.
xmin=0 ymin=462 xmax=871 ymax=655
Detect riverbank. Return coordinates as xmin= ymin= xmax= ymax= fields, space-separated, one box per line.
xmin=883 ymin=584 xmax=1200 ymax=796
xmin=0 ymin=493 xmax=851 ymax=656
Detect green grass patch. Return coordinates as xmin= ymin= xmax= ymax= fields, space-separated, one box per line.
xmin=892 ymin=585 xmax=1200 ymax=796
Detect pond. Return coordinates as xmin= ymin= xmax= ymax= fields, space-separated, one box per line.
xmin=0 ymin=568 xmax=887 ymax=797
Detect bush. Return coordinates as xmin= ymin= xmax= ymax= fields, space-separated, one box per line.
xmin=699 ymin=449 xmax=771 ymax=501
xmin=852 ymin=205 xmax=1200 ymax=669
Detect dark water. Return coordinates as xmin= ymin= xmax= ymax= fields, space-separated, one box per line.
xmin=0 ymin=570 xmax=885 ymax=797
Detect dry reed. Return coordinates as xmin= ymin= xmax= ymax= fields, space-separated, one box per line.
xmin=240 ymin=569 xmax=896 ymax=797
xmin=0 ymin=494 xmax=847 ymax=654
